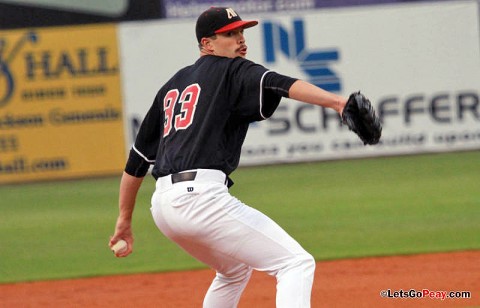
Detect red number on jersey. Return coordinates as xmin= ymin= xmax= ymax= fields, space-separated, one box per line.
xmin=163 ymin=84 xmax=201 ymax=137
xmin=175 ymin=84 xmax=200 ymax=131
xmin=163 ymin=89 xmax=179 ymax=137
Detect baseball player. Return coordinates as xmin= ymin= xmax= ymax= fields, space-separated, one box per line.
xmin=110 ymin=7 xmax=349 ymax=307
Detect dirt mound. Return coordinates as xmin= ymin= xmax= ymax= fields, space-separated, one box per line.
xmin=1 ymin=250 xmax=478 ymax=307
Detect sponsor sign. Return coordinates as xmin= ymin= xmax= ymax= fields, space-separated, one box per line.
xmin=119 ymin=1 xmax=480 ymax=167
xmin=0 ymin=24 xmax=125 ymax=184
xmin=241 ymin=0 xmax=480 ymax=164
xmin=162 ymin=0 xmax=453 ymax=18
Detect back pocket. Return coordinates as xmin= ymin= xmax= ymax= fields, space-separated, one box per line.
xmin=171 ymin=186 xmax=200 ymax=208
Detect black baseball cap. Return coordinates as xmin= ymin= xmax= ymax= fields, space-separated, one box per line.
xmin=195 ymin=7 xmax=258 ymax=43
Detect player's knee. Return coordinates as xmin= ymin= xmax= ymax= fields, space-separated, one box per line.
xmin=217 ymin=265 xmax=253 ymax=284
xmin=300 ymin=253 xmax=316 ymax=277
xmin=282 ymin=252 xmax=316 ymax=278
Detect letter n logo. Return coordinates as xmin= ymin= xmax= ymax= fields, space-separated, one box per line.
xmin=262 ymin=19 xmax=341 ymax=92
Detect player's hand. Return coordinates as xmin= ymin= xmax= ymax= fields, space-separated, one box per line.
xmin=109 ymin=217 xmax=134 ymax=257
xmin=341 ymin=91 xmax=382 ymax=145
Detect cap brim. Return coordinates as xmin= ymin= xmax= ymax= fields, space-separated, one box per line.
xmin=215 ymin=20 xmax=258 ymax=34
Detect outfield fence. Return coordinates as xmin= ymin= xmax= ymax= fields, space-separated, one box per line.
xmin=0 ymin=0 xmax=479 ymax=184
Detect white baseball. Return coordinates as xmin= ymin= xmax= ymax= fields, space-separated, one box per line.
xmin=111 ymin=239 xmax=128 ymax=254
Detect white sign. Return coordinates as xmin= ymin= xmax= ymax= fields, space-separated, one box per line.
xmin=119 ymin=0 xmax=480 ymax=166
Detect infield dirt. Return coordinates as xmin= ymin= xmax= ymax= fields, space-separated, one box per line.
xmin=1 ymin=250 xmax=478 ymax=307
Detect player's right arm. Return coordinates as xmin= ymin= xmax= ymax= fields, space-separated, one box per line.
xmin=110 ymin=172 xmax=144 ymax=257
xmin=109 ymin=93 xmax=162 ymax=257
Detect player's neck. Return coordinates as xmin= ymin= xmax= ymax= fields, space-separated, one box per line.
xmin=200 ymin=47 xmax=214 ymax=57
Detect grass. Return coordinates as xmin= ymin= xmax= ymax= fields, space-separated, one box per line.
xmin=231 ymin=151 xmax=479 ymax=259
xmin=0 ymin=151 xmax=479 ymax=283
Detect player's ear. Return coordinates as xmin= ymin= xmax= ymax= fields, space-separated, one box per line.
xmin=200 ymin=37 xmax=214 ymax=52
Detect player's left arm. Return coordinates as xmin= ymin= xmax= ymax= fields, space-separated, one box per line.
xmin=288 ymin=79 xmax=346 ymax=115
xmin=289 ymin=80 xmax=382 ymax=145
xmin=261 ymin=71 xmax=346 ymax=115
xmin=263 ymin=72 xmax=380 ymax=145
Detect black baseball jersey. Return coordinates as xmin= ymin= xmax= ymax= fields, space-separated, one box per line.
xmin=125 ymin=55 xmax=296 ymax=179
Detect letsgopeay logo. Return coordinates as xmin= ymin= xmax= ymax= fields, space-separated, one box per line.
xmin=0 ymin=31 xmax=38 ymax=107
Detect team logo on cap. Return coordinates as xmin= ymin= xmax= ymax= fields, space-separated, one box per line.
xmin=226 ymin=8 xmax=238 ymax=19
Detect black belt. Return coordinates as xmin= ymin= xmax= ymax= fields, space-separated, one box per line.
xmin=171 ymin=171 xmax=197 ymax=184
xmin=170 ymin=170 xmax=233 ymax=188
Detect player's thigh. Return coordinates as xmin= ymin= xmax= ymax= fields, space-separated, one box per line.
xmin=151 ymin=183 xmax=308 ymax=275
xmin=218 ymin=196 xmax=310 ymax=273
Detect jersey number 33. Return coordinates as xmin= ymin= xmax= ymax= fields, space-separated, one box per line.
xmin=163 ymin=83 xmax=201 ymax=137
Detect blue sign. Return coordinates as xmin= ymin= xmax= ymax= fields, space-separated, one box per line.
xmin=263 ymin=19 xmax=341 ymax=92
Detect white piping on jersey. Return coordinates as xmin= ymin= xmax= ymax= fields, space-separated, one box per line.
xmin=133 ymin=144 xmax=155 ymax=163
xmin=259 ymin=70 xmax=271 ymax=120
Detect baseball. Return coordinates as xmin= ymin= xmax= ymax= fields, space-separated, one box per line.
xmin=111 ymin=239 xmax=128 ymax=254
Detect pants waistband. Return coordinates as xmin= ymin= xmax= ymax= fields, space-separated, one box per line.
xmin=156 ymin=169 xmax=228 ymax=190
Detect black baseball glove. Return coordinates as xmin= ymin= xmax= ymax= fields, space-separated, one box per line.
xmin=342 ymin=91 xmax=382 ymax=145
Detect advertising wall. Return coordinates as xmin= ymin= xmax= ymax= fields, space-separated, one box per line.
xmin=119 ymin=0 xmax=480 ymax=166
xmin=163 ymin=0 xmax=454 ymax=18
xmin=0 ymin=0 xmax=453 ymax=29
xmin=1 ymin=1 xmax=477 ymax=184
xmin=0 ymin=24 xmax=126 ymax=184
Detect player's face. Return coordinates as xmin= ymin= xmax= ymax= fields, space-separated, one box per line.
xmin=211 ymin=28 xmax=248 ymax=58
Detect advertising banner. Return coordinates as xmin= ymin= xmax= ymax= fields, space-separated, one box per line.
xmin=162 ymin=0 xmax=453 ymax=18
xmin=0 ymin=24 xmax=125 ymax=184
xmin=240 ymin=0 xmax=480 ymax=165
xmin=119 ymin=1 xmax=480 ymax=167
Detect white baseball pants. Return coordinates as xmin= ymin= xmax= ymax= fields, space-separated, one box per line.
xmin=150 ymin=169 xmax=315 ymax=308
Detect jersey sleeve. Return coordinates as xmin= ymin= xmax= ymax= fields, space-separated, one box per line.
xmin=231 ymin=58 xmax=296 ymax=122
xmin=261 ymin=71 xmax=297 ymax=117
xmin=124 ymin=93 xmax=162 ymax=177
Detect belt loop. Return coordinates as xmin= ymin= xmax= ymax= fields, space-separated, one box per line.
xmin=226 ymin=176 xmax=234 ymax=188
